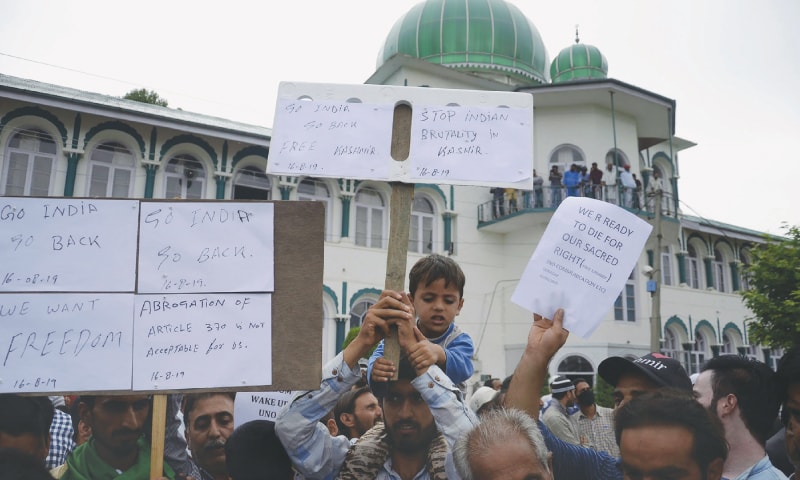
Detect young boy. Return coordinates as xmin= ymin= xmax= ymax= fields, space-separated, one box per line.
xmin=368 ymin=254 xmax=474 ymax=387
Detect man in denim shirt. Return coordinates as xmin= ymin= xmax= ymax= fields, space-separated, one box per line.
xmin=276 ymin=290 xmax=478 ymax=479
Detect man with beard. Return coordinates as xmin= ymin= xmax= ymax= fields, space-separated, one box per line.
xmin=334 ymin=386 xmax=382 ymax=441
xmin=694 ymin=355 xmax=787 ymax=479
xmin=572 ymin=378 xmax=619 ymax=457
xmin=541 ymin=376 xmax=580 ymax=445
xmin=182 ymin=393 xmax=236 ymax=480
xmin=51 ymin=395 xmax=174 ymax=479
xmin=276 ymin=290 xmax=478 ymax=479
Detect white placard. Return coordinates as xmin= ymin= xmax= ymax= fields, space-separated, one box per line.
xmin=409 ymin=104 xmax=532 ymax=184
xmin=0 ymin=293 xmax=134 ymax=393
xmin=511 ymin=197 xmax=653 ymax=337
xmin=0 ymin=198 xmax=139 ymax=292
xmin=137 ymin=202 xmax=274 ymax=293
xmin=234 ymin=391 xmax=293 ymax=425
xmin=268 ymin=82 xmax=534 ymax=188
xmin=268 ymin=99 xmax=394 ymax=179
xmin=132 ymin=293 xmax=272 ymax=390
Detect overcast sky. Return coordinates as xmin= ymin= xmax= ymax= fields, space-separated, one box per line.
xmin=1 ymin=0 xmax=797 ymax=234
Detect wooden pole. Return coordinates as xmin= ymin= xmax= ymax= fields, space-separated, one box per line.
xmin=149 ymin=394 xmax=167 ymax=479
xmin=383 ymin=103 xmax=413 ymax=379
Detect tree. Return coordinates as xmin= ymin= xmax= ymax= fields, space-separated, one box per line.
xmin=741 ymin=224 xmax=800 ymax=349
xmin=123 ymin=88 xmax=168 ymax=107
xmin=340 ymin=326 xmax=378 ymax=358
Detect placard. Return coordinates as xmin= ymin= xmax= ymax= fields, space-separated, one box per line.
xmin=268 ymin=82 xmax=534 ymax=188
xmin=511 ymin=197 xmax=652 ymax=337
xmin=268 ymin=99 xmax=394 ymax=179
xmin=132 ymin=293 xmax=272 ymax=391
xmin=0 ymin=293 xmax=134 ymax=393
xmin=409 ymin=104 xmax=532 ymax=183
xmin=137 ymin=202 xmax=274 ymax=293
xmin=0 ymin=198 xmax=139 ymax=292
xmin=233 ymin=391 xmax=293 ymax=425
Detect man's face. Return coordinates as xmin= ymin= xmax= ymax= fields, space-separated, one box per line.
xmin=352 ymin=392 xmax=382 ymax=436
xmin=565 ymin=390 xmax=577 ymax=408
xmin=0 ymin=432 xmax=48 ymax=462
xmin=575 ymin=381 xmax=591 ymax=397
xmin=382 ymin=380 xmax=436 ymax=453
xmin=620 ymin=424 xmax=722 ymax=480
xmin=468 ymin=433 xmax=553 ymax=480
xmin=82 ymin=395 xmax=150 ymax=457
xmin=613 ymin=372 xmax=659 ymax=411
xmin=411 ymin=277 xmax=463 ymax=338
xmin=785 ymin=383 xmax=800 ymax=469
xmin=693 ymin=371 xmax=716 ymax=413
xmin=490 ymin=379 xmax=502 ymax=391
xmin=184 ymin=395 xmax=235 ymax=476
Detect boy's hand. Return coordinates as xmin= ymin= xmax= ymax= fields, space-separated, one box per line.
xmin=405 ymin=333 xmax=443 ymax=373
xmin=370 ymin=357 xmax=396 ymax=383
xmin=344 ymin=292 xmax=412 ymax=368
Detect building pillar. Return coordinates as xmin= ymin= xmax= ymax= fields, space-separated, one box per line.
xmin=340 ymin=194 xmax=353 ymax=238
xmin=215 ymin=174 xmax=230 ymax=199
xmin=143 ymin=163 xmax=159 ymax=199
xmin=335 ymin=315 xmax=348 ymax=353
xmin=704 ymin=256 xmax=714 ymax=289
xmin=63 ymin=151 xmax=82 ymax=197
xmin=729 ymin=262 xmax=740 ymax=291
xmin=676 ymin=252 xmax=687 ymax=284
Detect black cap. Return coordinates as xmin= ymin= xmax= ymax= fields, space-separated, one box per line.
xmin=598 ymin=353 xmax=692 ymax=391
xmin=225 ymin=420 xmax=293 ymax=480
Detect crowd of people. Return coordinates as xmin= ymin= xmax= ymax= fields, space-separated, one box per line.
xmin=489 ymin=162 xmax=663 ymax=218
xmin=1 ymin=254 xmax=798 ymax=480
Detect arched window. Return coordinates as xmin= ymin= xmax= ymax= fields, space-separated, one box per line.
xmin=165 ymin=154 xmax=205 ymax=199
xmin=614 ymin=270 xmax=636 ymax=322
xmin=550 ymin=145 xmax=585 ymax=173
xmin=88 ymin=142 xmax=135 ymax=197
xmin=739 ymin=251 xmax=751 ymax=291
xmin=713 ymin=248 xmax=727 ymax=293
xmin=233 ymin=166 xmax=271 ymax=200
xmin=690 ymin=332 xmax=707 ymax=374
xmin=349 ymin=298 xmax=375 ymax=330
xmin=409 ymin=194 xmax=435 ymax=254
xmin=556 ymin=355 xmax=595 ymax=386
xmin=721 ymin=332 xmax=734 ymax=354
xmin=687 ymin=244 xmax=702 ymax=289
xmin=661 ymin=246 xmax=673 ymax=286
xmin=605 ymin=149 xmax=629 ymax=168
xmin=355 ymin=187 xmax=385 ymax=248
xmin=663 ymin=328 xmax=680 ymax=361
xmin=297 ymin=178 xmax=331 ymax=238
xmin=2 ymin=129 xmax=57 ymax=196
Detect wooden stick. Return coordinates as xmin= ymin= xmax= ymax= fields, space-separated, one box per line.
xmin=149 ymin=394 xmax=167 ymax=479
xmin=384 ymin=103 xmax=413 ymax=380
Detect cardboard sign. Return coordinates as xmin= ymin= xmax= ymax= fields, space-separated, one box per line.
xmin=0 ymin=198 xmax=139 ymax=292
xmin=233 ymin=390 xmax=293 ymax=425
xmin=0 ymin=198 xmax=323 ymax=394
xmin=268 ymin=82 xmax=534 ymax=188
xmin=511 ymin=197 xmax=652 ymax=337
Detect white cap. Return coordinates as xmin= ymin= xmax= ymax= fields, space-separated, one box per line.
xmin=469 ymin=386 xmax=497 ymax=413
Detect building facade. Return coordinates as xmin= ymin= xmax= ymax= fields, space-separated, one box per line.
xmin=0 ymin=0 xmax=778 ymax=389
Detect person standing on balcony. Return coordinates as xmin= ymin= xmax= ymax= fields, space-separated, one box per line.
xmin=533 ymin=169 xmax=544 ymax=208
xmin=549 ymin=165 xmax=563 ymax=207
xmin=647 ymin=170 xmax=665 ymax=212
xmin=564 ymin=164 xmax=581 ymax=198
xmin=619 ymin=165 xmax=637 ymax=208
xmin=602 ymin=162 xmax=618 ymax=204
xmin=589 ymin=162 xmax=603 ymax=199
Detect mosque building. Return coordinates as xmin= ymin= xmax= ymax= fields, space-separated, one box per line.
xmin=0 ymin=0 xmax=778 ymax=389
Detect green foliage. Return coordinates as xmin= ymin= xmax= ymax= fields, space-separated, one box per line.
xmin=741 ymin=224 xmax=800 ymax=349
xmin=340 ymin=327 xmax=378 ymax=358
xmin=123 ymin=88 xmax=169 ymax=107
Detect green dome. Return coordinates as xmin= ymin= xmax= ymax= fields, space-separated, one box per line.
xmin=378 ymin=0 xmax=550 ymax=85
xmin=550 ymin=40 xmax=608 ymax=83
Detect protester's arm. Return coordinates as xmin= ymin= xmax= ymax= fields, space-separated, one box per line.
xmin=366 ymin=340 xmax=385 ymax=384
xmin=163 ymin=394 xmax=197 ymax=478
xmin=276 ymin=291 xmax=411 ymax=479
xmin=504 ymin=309 xmax=568 ymax=420
xmin=414 ymin=363 xmax=479 ymax=449
xmin=540 ymin=420 xmax=622 ymax=480
xmin=441 ymin=333 xmax=474 ymax=384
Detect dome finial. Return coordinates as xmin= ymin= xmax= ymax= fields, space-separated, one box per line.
xmin=575 ymin=24 xmax=580 ymax=44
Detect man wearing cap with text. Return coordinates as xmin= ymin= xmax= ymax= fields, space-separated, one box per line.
xmin=541 ymin=376 xmax=581 ymax=445
xmin=504 ymin=309 xmax=695 ymax=480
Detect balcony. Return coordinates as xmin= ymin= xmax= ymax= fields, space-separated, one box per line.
xmin=478 ymin=185 xmax=677 ymax=233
